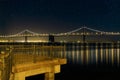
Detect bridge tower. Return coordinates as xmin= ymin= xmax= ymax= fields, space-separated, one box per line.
xmin=83 ymin=26 xmax=86 ymax=43
xmin=49 ymin=34 xmax=55 ymax=43
xmin=25 ymin=36 xmax=28 ymax=42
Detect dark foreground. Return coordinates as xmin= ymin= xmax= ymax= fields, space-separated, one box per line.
xmin=26 ymin=64 xmax=120 ymax=80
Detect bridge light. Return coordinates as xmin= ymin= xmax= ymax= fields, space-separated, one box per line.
xmin=116 ymin=32 xmax=119 ymax=35
xmin=76 ymin=33 xmax=79 ymax=35
xmin=118 ymin=32 xmax=120 ymax=35
xmin=86 ymin=33 xmax=88 ymax=35
xmin=64 ymin=33 xmax=66 ymax=35
xmin=3 ymin=35 xmax=5 ymax=37
xmin=107 ymin=32 xmax=109 ymax=34
xmin=113 ymin=32 xmax=115 ymax=35
xmin=72 ymin=33 xmax=75 ymax=35
xmin=60 ymin=40 xmax=63 ymax=43
xmin=43 ymin=34 xmax=45 ymax=36
xmin=43 ymin=34 xmax=46 ymax=36
xmin=81 ymin=33 xmax=83 ymax=35
xmin=77 ymin=40 xmax=80 ymax=43
xmin=110 ymin=32 xmax=112 ymax=35
xmin=45 ymin=34 xmax=48 ymax=36
xmin=60 ymin=33 xmax=63 ymax=35
xmin=117 ymin=32 xmax=119 ymax=35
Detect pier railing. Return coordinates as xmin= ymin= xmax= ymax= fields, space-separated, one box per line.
xmin=12 ymin=45 xmax=66 ymax=65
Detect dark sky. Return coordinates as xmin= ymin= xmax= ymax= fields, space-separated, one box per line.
xmin=0 ymin=0 xmax=120 ymax=34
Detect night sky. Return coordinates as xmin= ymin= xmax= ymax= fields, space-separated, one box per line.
xmin=0 ymin=0 xmax=120 ymax=34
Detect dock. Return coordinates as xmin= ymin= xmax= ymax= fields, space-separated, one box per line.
xmin=0 ymin=44 xmax=67 ymax=80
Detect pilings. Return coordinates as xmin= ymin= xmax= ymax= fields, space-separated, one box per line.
xmin=45 ymin=72 xmax=54 ymax=80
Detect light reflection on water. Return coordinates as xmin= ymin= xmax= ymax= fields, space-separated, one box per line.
xmin=64 ymin=43 xmax=120 ymax=66
xmin=12 ymin=43 xmax=120 ymax=66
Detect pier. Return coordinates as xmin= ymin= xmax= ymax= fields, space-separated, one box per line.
xmin=0 ymin=44 xmax=66 ymax=80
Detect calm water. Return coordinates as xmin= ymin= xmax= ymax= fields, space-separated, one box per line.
xmin=26 ymin=43 xmax=120 ymax=80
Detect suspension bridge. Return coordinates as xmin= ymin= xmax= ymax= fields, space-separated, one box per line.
xmin=0 ymin=26 xmax=120 ymax=43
